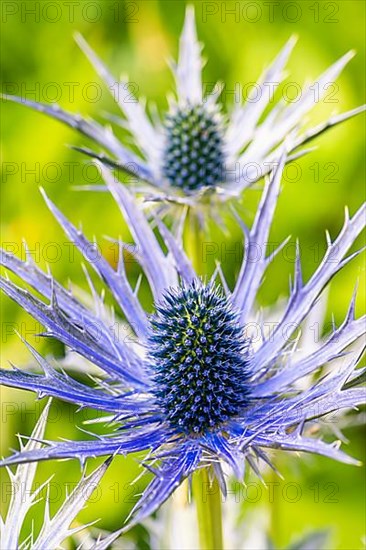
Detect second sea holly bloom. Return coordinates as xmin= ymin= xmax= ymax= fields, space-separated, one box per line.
xmin=2 ymin=7 xmax=365 ymax=212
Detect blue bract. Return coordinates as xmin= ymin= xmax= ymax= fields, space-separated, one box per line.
xmin=1 ymin=154 xmax=365 ymax=530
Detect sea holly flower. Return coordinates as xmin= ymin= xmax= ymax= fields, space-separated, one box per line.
xmin=2 ymin=7 xmax=365 ymax=211
xmin=0 ymin=156 xmax=365 ymax=534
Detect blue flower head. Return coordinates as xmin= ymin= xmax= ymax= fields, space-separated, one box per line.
xmin=1 ymin=154 xmax=365 ymax=529
xmin=2 ymin=6 xmax=365 ymax=209
xmin=150 ymin=282 xmax=250 ymax=434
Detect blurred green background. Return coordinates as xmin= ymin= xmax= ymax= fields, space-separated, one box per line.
xmin=1 ymin=0 xmax=365 ymax=548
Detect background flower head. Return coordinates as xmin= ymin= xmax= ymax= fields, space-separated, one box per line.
xmin=2 ymin=5 xmax=365 ymax=217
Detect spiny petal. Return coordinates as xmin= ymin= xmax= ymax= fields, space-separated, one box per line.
xmin=0 ymin=429 xmax=171 ymax=467
xmin=1 ymin=400 xmax=52 ymax=549
xmin=41 ymin=188 xmax=149 ymax=341
xmin=125 ymin=446 xmax=201 ymax=529
xmin=175 ymin=6 xmax=203 ymax=105
xmin=226 ymin=36 xmax=297 ymax=157
xmin=100 ymin=164 xmax=178 ymax=298
xmin=0 ymin=248 xmax=137 ymax=367
xmin=32 ymin=458 xmax=111 ymax=549
xmin=75 ymin=33 xmax=163 ymax=168
xmin=253 ymin=203 xmax=366 ymax=371
xmin=0 ymin=339 xmax=149 ymax=415
xmin=254 ymin=312 xmax=365 ymax=396
xmin=0 ymin=276 xmax=146 ymax=389
xmin=1 ymin=94 xmax=154 ymax=183
xmin=233 ymin=150 xmax=287 ymax=321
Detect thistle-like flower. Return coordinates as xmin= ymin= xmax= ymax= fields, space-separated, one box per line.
xmin=1 ymin=155 xmax=365 ymax=529
xmin=2 ymin=7 xmax=365 ymax=211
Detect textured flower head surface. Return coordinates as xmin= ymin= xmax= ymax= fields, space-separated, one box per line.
xmin=0 ymin=156 xmax=365 ymax=530
xmin=2 ymin=6 xmax=365 ymax=214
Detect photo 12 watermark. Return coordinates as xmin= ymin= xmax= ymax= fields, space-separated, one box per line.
xmin=1 ymin=2 xmax=140 ymax=24
xmin=200 ymin=2 xmax=340 ymax=24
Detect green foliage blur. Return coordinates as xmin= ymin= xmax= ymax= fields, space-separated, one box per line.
xmin=1 ymin=1 xmax=365 ymax=548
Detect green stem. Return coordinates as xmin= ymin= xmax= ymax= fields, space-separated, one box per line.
xmin=187 ymin=209 xmax=202 ymax=274
xmin=193 ymin=467 xmax=224 ymax=550
xmin=269 ymin=467 xmax=281 ymax=548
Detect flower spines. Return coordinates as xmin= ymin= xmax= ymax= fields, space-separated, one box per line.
xmin=162 ymin=104 xmax=225 ymax=191
xmin=149 ymin=283 xmax=250 ymax=435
